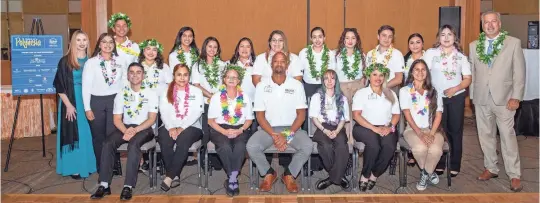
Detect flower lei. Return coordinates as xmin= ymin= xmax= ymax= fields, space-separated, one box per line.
xmin=408 ymin=83 xmax=429 ymax=116
xmin=108 ymin=12 xmax=132 ymax=28
xmin=340 ymin=47 xmax=362 ymax=80
xmin=280 ymin=129 xmax=294 ymax=143
xmin=123 ymin=86 xmax=144 ymax=118
xmin=404 ymin=50 xmax=425 ymax=73
xmin=98 ymin=54 xmax=117 ymax=86
xmin=176 ymin=47 xmax=199 ymax=66
xmin=371 ymin=46 xmax=394 ymax=67
xmin=439 ymin=47 xmax=458 ymax=80
xmin=306 ymin=45 xmax=330 ymax=80
xmin=219 ymin=85 xmax=244 ymax=125
xmin=116 ymin=41 xmax=139 ymax=57
xmin=139 ymin=39 xmax=164 ymax=54
xmin=173 ymin=85 xmax=190 ymax=119
xmin=318 ymin=89 xmax=344 ymax=125
xmin=476 ymin=30 xmax=508 ymax=64
xmin=142 ymin=62 xmax=159 ymax=89
xmin=201 ymin=56 xmax=221 ymax=88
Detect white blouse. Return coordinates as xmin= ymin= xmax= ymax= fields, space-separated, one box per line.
xmin=252 ymin=52 xmax=302 ymax=84
xmin=82 ymin=56 xmax=128 ymax=111
xmin=297 ymin=45 xmax=337 ymax=84
xmin=422 ymin=48 xmax=471 ymax=97
xmin=366 ymin=46 xmax=405 ymax=82
xmin=352 ymin=86 xmax=400 ymax=126
xmin=208 ymin=90 xmax=254 ymax=125
xmin=335 ymin=51 xmax=365 ymax=82
xmin=141 ymin=62 xmax=172 ymax=97
xmin=399 ymin=85 xmax=443 ymax=129
xmin=159 ymin=85 xmax=204 ymax=130
xmin=191 ymin=59 xmax=227 ymax=104
xmin=113 ymin=87 xmax=159 ymax=125
xmin=309 ymin=92 xmax=350 ymax=124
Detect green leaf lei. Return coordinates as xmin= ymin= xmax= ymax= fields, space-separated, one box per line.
xmin=363 ymin=63 xmax=390 ymax=79
xmin=476 ymin=30 xmax=508 ymax=64
xmin=340 ymin=47 xmax=362 ymax=80
xmin=202 ymin=56 xmax=221 ymax=88
xmin=139 ymin=39 xmax=164 ymax=54
xmin=177 ymin=47 xmax=199 ymax=66
xmin=108 ymin=12 xmax=132 ymax=28
xmin=306 ymin=45 xmax=330 ymax=80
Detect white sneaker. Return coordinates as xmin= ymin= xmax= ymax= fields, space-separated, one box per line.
xmin=430 ymin=172 xmax=440 ymax=185
xmin=416 ymin=170 xmax=428 ymax=191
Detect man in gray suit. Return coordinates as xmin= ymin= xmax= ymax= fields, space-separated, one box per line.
xmin=469 ymin=11 xmax=525 ymax=192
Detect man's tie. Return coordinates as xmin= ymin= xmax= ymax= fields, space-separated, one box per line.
xmin=487 ymin=39 xmax=494 ymax=67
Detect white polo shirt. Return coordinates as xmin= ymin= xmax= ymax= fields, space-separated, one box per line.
xmin=352 ymin=86 xmax=400 ymax=126
xmin=159 ymin=85 xmax=204 ymax=130
xmin=115 ymin=37 xmax=140 ymax=64
xmin=141 ymin=62 xmax=172 ymax=97
xmin=399 ymin=85 xmax=443 ymax=128
xmin=335 ymin=51 xmax=365 ymax=83
xmin=297 ymin=46 xmax=337 ymax=84
xmin=191 ymin=60 xmax=227 ymax=104
xmin=208 ymin=89 xmax=254 ymax=126
xmin=309 ymin=92 xmax=350 ymax=124
xmin=113 ymin=86 xmax=159 ymax=125
xmin=82 ymin=56 xmax=127 ymax=111
xmin=422 ymin=48 xmax=471 ymax=97
xmin=252 ymin=53 xmax=302 ymax=84
xmin=253 ymin=77 xmax=308 ymax=127
xmin=366 ymin=46 xmax=404 ymax=82
xmin=168 ymin=48 xmax=197 ymax=69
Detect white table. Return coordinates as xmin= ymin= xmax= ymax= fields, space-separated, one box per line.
xmin=523 ymin=49 xmax=539 ymax=101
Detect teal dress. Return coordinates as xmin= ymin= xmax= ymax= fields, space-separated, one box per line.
xmin=56 ymin=57 xmax=96 ymax=177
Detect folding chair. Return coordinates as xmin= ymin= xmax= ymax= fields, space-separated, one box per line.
xmin=116 ymin=137 xmax=156 ymax=188
xmin=151 ymin=140 xmax=203 ymax=189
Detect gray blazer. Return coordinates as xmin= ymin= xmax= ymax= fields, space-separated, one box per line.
xmin=469 ymin=36 xmax=526 ymax=106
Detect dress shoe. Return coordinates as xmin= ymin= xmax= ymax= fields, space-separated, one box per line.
xmin=233 ymin=186 xmax=240 ymax=196
xmin=367 ymin=180 xmax=376 ymax=190
xmin=90 ymin=186 xmax=111 ymax=199
xmin=315 ymin=177 xmax=332 ymax=190
xmin=139 ymin=161 xmax=149 ymax=172
xmin=510 ymin=178 xmax=523 ymax=192
xmin=340 ymin=177 xmax=350 ymax=189
xmin=477 ymin=170 xmax=498 ymax=181
xmin=224 ymin=179 xmax=237 ymax=197
xmin=120 ymin=187 xmax=132 ymax=201
xmin=160 ymin=181 xmax=171 ymax=192
xmin=450 ymin=171 xmax=459 ymax=177
xmin=435 ymin=170 xmax=444 ymax=176
xmin=259 ymin=171 xmax=277 ymax=192
xmin=282 ymin=175 xmax=298 ymax=193
xmin=358 ymin=180 xmax=368 ymax=192
xmin=70 ymin=174 xmax=82 ymax=180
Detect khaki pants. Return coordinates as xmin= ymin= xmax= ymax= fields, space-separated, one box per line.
xmin=340 ymin=79 xmax=364 ymax=142
xmin=403 ymin=127 xmax=444 ymax=174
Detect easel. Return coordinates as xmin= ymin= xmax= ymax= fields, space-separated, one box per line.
xmin=4 ymin=18 xmax=47 ymax=172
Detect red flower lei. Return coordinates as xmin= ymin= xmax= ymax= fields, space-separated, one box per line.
xmin=173 ymin=85 xmax=190 ymax=119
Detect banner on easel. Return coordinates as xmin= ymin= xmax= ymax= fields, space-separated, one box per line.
xmin=10 ymin=35 xmax=63 ymax=96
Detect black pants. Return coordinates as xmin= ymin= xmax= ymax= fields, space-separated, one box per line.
xmin=209 ymin=124 xmax=249 ymax=175
xmin=157 ymin=126 xmax=203 ymax=179
xmin=89 ymin=94 xmax=116 ymax=171
xmin=353 ymin=124 xmax=397 ymax=178
xmin=437 ymin=92 xmax=465 ymax=172
xmin=312 ymin=123 xmax=349 ymax=184
xmin=98 ymin=124 xmax=153 ymax=187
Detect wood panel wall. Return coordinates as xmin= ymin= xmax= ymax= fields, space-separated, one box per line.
xmin=493 ymin=0 xmax=539 ymax=15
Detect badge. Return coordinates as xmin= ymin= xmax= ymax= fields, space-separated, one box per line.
xmin=264 ymin=85 xmax=272 ymax=93
xmin=142 ymin=98 xmax=149 ymax=103
xmin=433 ymin=56 xmax=441 ymax=63
xmin=129 ymin=94 xmax=135 ymax=102
xmin=285 ymin=89 xmax=295 ymax=94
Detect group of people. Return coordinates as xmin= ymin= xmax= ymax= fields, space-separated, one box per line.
xmin=53 ymin=10 xmax=526 ymax=200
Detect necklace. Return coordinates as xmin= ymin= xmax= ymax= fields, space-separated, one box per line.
xmin=123 ymin=86 xmax=144 ymax=118
xmin=306 ymin=45 xmax=329 ymax=79
xmin=173 ymin=85 xmax=190 ymax=119
xmin=219 ymin=85 xmax=244 ymax=125
xmin=340 ymin=47 xmax=362 ymax=80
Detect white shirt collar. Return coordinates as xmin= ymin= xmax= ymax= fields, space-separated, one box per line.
xmin=486 ymin=33 xmax=501 ymax=41
xmin=115 ymin=36 xmax=132 ymax=46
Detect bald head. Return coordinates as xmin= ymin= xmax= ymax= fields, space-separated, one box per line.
xmin=271 ymin=51 xmax=289 ymax=75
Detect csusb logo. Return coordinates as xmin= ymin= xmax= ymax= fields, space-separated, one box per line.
xmin=49 ymin=38 xmax=58 ymax=45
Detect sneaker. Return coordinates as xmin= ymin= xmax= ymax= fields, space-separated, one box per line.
xmin=416 ymin=169 xmax=428 ymax=191
xmin=429 ymin=172 xmax=440 ymax=185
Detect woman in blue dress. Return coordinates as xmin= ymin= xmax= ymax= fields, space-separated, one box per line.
xmin=54 ymin=30 xmax=96 ymax=179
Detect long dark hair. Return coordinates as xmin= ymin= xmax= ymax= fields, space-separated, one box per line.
xmin=91 ymin=33 xmax=118 ymax=57
xmin=197 ymin=37 xmax=221 ymax=71
xmin=406 ymin=59 xmax=438 ymax=128
xmin=169 ymin=26 xmax=199 ymax=55
xmin=336 ymin=28 xmax=365 ymax=68
xmin=433 ymin=24 xmax=463 ymax=53
xmin=403 ymin=33 xmax=424 ymax=61
xmin=138 ymin=40 xmax=164 ymax=70
xmin=229 ymin=37 xmax=256 ymax=66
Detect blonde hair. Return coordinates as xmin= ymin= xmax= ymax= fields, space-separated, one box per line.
xmin=265 ymin=30 xmax=290 ymax=61
xmin=66 ymin=30 xmax=90 ymax=69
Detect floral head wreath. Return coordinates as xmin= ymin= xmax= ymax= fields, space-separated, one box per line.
xmin=108 ymin=12 xmax=132 ymax=28
xmin=223 ymin=64 xmax=245 ymax=81
xmin=139 ymin=39 xmax=164 ymax=54
xmin=363 ymin=63 xmax=390 ymax=79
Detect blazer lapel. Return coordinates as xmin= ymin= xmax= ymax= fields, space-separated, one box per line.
xmin=491 ymin=37 xmax=510 ymax=67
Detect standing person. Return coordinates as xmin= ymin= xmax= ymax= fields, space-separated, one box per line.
xmin=400 ymin=59 xmax=444 ymax=191
xmin=168 ymin=26 xmax=199 ymax=69
xmin=310 ymin=70 xmax=350 ymax=190
xmin=82 ymin=33 xmax=128 ymax=171
xmin=470 ymin=11 xmax=525 ymax=192
xmin=423 ymin=24 xmax=471 ymax=177
xmin=208 ymin=65 xmax=254 ymax=196
xmin=138 ymin=39 xmax=172 ymax=95
xmin=54 ymin=30 xmax=96 ymax=179
xmin=403 ymin=33 xmax=425 ymax=84
xmin=229 ymin=37 xmax=256 ymax=102
xmin=157 ymin=64 xmax=204 ymax=191
xmin=108 ymin=12 xmax=139 ymax=69
xmin=335 ymin=28 xmax=366 ymax=139
xmin=90 ymin=63 xmax=158 ymax=200
xmin=352 ymin=63 xmax=400 ymax=192
xmin=366 ymin=25 xmax=404 ymax=92
xmin=252 ymin=30 xmax=302 ymax=86
xmin=246 ymin=52 xmax=312 ymax=193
